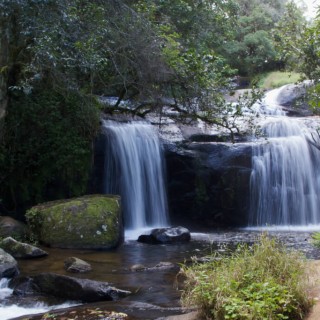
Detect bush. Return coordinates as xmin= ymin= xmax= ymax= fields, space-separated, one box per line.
xmin=0 ymin=86 xmax=100 ymax=214
xmin=311 ymin=232 xmax=320 ymax=248
xmin=181 ymin=234 xmax=312 ymax=320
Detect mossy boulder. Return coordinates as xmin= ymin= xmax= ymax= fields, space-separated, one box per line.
xmin=0 ymin=237 xmax=48 ymax=258
xmin=26 ymin=195 xmax=123 ymax=249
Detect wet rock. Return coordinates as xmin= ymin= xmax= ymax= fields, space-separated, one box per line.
xmin=138 ymin=227 xmax=191 ymax=244
xmin=130 ymin=262 xmax=179 ymax=272
xmin=10 ymin=276 xmax=40 ymax=296
xmin=146 ymin=262 xmax=179 ymax=272
xmin=0 ymin=237 xmax=48 ymax=259
xmin=0 ymin=216 xmax=27 ymax=239
xmin=26 ymin=194 xmax=123 ymax=249
xmin=11 ymin=307 xmax=129 ymax=320
xmin=64 ymin=257 xmax=92 ymax=273
xmin=130 ymin=264 xmax=146 ymax=272
xmin=156 ymin=311 xmax=200 ymax=320
xmin=0 ymin=248 xmax=19 ymax=278
xmin=165 ymin=142 xmax=252 ymax=228
xmin=32 ymin=272 xmax=131 ymax=302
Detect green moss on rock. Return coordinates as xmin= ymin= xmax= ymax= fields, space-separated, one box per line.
xmin=26 ymin=195 xmax=123 ymax=249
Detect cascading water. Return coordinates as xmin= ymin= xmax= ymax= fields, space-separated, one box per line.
xmin=249 ymin=85 xmax=320 ymax=227
xmin=102 ymin=120 xmax=169 ymax=231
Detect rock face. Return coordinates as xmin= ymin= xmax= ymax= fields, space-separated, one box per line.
xmin=64 ymin=257 xmax=92 ymax=273
xmin=138 ymin=227 xmax=191 ymax=244
xmin=0 ymin=216 xmax=27 ymax=239
xmin=0 ymin=237 xmax=48 ymax=259
xmin=0 ymin=248 xmax=19 ymax=278
xmin=26 ymin=195 xmax=123 ymax=249
xmin=29 ymin=273 xmax=130 ymax=302
xmin=165 ymin=141 xmax=252 ymax=228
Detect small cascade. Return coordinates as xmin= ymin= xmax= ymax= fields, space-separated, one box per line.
xmin=102 ymin=120 xmax=169 ymax=231
xmin=249 ymin=87 xmax=320 ymax=227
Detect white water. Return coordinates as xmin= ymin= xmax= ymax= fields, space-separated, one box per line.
xmin=103 ymin=120 xmax=169 ymax=231
xmin=0 ymin=278 xmax=79 ymax=320
xmin=249 ymin=86 xmax=320 ymax=227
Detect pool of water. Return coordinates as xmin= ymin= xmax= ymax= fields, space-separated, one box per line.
xmin=2 ymin=230 xmax=320 ymax=319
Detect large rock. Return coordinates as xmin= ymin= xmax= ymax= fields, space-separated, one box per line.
xmin=0 ymin=216 xmax=27 ymax=239
xmin=138 ymin=227 xmax=191 ymax=244
xmin=26 ymin=195 xmax=123 ymax=249
xmin=0 ymin=237 xmax=48 ymax=259
xmin=15 ymin=273 xmax=131 ymax=302
xmin=164 ymin=141 xmax=252 ymax=228
xmin=0 ymin=248 xmax=19 ymax=278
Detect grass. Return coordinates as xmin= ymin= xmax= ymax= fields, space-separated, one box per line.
xmin=256 ymin=71 xmax=302 ymax=90
xmin=181 ymin=234 xmax=312 ymax=320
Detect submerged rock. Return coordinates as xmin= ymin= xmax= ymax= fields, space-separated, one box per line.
xmin=138 ymin=227 xmax=191 ymax=244
xmin=0 ymin=237 xmax=48 ymax=259
xmin=26 ymin=194 xmax=123 ymax=249
xmin=64 ymin=257 xmax=92 ymax=273
xmin=130 ymin=262 xmax=179 ymax=272
xmin=32 ymin=273 xmax=131 ymax=302
xmin=0 ymin=216 xmax=27 ymax=239
xmin=0 ymin=248 xmax=19 ymax=278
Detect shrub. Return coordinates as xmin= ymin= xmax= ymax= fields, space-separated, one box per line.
xmin=0 ymin=86 xmax=100 ymax=214
xmin=181 ymin=234 xmax=312 ymax=320
xmin=311 ymin=232 xmax=320 ymax=248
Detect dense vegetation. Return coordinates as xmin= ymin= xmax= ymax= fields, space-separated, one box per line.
xmin=0 ymin=0 xmax=319 ymax=214
xmin=181 ymin=235 xmax=312 ymax=319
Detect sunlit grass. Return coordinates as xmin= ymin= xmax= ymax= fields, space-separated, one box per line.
xmin=256 ymin=71 xmax=302 ymax=89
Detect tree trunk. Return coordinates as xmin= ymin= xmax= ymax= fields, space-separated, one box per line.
xmin=0 ymin=17 xmax=9 ymax=136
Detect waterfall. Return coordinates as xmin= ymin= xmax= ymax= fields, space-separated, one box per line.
xmin=249 ymin=86 xmax=320 ymax=227
xmin=102 ymin=120 xmax=169 ymax=231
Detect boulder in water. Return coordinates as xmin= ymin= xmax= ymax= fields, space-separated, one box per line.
xmin=26 ymin=195 xmax=123 ymax=249
xmin=64 ymin=257 xmax=92 ymax=273
xmin=0 ymin=216 xmax=27 ymax=239
xmin=0 ymin=248 xmax=19 ymax=278
xmin=31 ymin=273 xmax=130 ymax=302
xmin=0 ymin=237 xmax=48 ymax=259
xmin=138 ymin=226 xmax=191 ymax=244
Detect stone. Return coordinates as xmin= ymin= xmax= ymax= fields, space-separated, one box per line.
xmin=156 ymin=311 xmax=200 ymax=320
xmin=64 ymin=257 xmax=92 ymax=273
xmin=0 ymin=216 xmax=27 ymax=239
xmin=10 ymin=276 xmax=39 ymax=296
xmin=130 ymin=262 xmax=179 ymax=272
xmin=0 ymin=248 xmax=19 ymax=278
xmin=0 ymin=237 xmax=48 ymax=259
xmin=31 ymin=273 xmax=130 ymax=302
xmin=130 ymin=264 xmax=146 ymax=272
xmin=26 ymin=194 xmax=123 ymax=249
xmin=138 ymin=227 xmax=191 ymax=244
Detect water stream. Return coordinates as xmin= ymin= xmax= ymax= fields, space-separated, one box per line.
xmin=102 ymin=120 xmax=169 ymax=232
xmin=249 ymin=85 xmax=320 ymax=227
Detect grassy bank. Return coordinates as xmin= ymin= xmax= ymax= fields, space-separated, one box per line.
xmin=181 ymin=235 xmax=312 ymax=320
xmin=256 ymin=71 xmax=302 ymax=89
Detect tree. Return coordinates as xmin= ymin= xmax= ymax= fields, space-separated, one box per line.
xmin=273 ymin=0 xmax=308 ymax=71
xmin=222 ymin=0 xmax=286 ymax=76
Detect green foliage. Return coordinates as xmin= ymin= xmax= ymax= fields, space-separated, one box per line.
xmin=311 ymin=232 xmax=320 ymax=248
xmin=181 ymin=235 xmax=312 ymax=320
xmin=222 ymin=0 xmax=285 ymax=76
xmin=0 ymin=87 xmax=100 ymax=212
